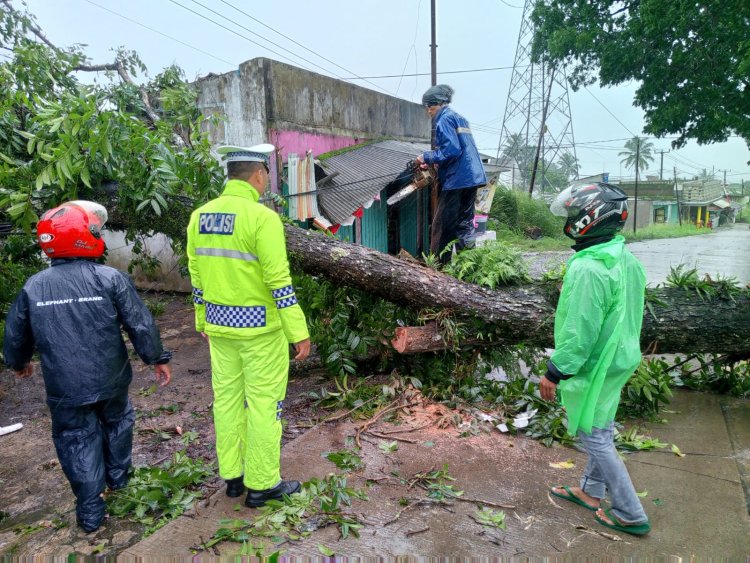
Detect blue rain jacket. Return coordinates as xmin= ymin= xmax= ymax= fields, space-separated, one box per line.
xmin=422 ymin=106 xmax=487 ymax=191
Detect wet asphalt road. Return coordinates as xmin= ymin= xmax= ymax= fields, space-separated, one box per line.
xmin=628 ymin=223 xmax=750 ymax=286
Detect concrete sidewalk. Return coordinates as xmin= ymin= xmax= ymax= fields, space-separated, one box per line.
xmin=124 ymin=390 xmax=750 ymax=558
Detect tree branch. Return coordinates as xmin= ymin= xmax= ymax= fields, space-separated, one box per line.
xmin=74 ymin=63 xmax=119 ymax=72
xmin=2 ymin=0 xmax=161 ymax=125
xmin=1 ymin=0 xmax=58 ymax=51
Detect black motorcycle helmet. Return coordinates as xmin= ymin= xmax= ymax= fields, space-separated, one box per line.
xmin=550 ymin=182 xmax=629 ymax=241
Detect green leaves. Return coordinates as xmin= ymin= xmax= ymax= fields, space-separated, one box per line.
xmin=378 ymin=440 xmax=399 ymax=454
xmin=444 ymin=242 xmax=531 ymax=289
xmin=619 ymin=358 xmax=674 ymax=420
xmin=473 ymin=507 xmax=506 ymax=529
xmin=105 ymin=450 xmax=214 ymax=536
xmin=324 ymin=449 xmax=364 ymax=472
xmin=531 ymin=0 xmax=750 ymax=147
xmin=201 ymin=475 xmax=368 ymax=551
xmin=0 ymin=12 xmax=224 ymax=261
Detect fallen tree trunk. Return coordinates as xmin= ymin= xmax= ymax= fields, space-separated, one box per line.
xmin=285 ymin=225 xmax=750 ymax=355
xmin=391 ymin=323 xmax=486 ymax=354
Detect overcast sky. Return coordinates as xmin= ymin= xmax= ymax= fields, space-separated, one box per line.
xmin=21 ymin=0 xmax=750 ymax=185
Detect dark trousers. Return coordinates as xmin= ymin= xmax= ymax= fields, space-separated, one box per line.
xmin=430 ymin=186 xmax=478 ymax=263
xmin=49 ymin=390 xmax=135 ymax=531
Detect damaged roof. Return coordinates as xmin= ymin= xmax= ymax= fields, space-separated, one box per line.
xmin=317 ymin=140 xmax=430 ymax=225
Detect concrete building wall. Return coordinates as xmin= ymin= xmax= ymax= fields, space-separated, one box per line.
xmin=195 ymin=64 xmax=267 ymax=148
xmin=194 ymin=57 xmax=429 ymax=162
xmin=103 ymin=231 xmax=192 ymax=293
xmin=623 ymin=199 xmax=653 ymax=231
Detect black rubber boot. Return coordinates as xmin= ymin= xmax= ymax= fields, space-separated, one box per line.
xmin=225 ymin=476 xmax=245 ymax=498
xmin=245 ymin=480 xmax=301 ymax=508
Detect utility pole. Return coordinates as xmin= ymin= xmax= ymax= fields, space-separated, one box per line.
xmin=430 ymin=0 xmax=437 ymax=87
xmin=674 ymin=166 xmax=682 ymax=226
xmin=421 ymin=0 xmax=438 ymax=258
xmin=656 ymin=149 xmax=670 ymax=180
xmin=718 ymin=168 xmax=730 ymax=188
xmin=633 ymin=138 xmax=640 ymax=233
xmin=741 ymin=179 xmax=745 ymax=221
xmin=528 ymin=67 xmax=555 ymax=198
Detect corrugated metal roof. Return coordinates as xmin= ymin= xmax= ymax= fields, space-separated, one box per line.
xmin=317 ymin=140 xmax=430 ymax=225
xmin=712 ymin=198 xmax=730 ymax=209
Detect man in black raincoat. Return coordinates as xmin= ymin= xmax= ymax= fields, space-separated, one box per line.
xmin=3 ymin=200 xmax=172 ymax=533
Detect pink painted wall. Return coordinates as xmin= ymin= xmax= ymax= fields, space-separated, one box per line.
xmin=269 ymin=129 xmax=361 ymax=194
xmin=270 ymin=129 xmax=359 ymax=162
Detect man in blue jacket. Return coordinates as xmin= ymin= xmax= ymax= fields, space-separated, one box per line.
xmin=3 ymin=200 xmax=172 ymax=533
xmin=416 ymin=84 xmax=487 ymax=263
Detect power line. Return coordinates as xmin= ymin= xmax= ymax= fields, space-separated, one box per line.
xmin=498 ymin=0 xmax=523 ymax=7
xmin=217 ymin=0 xmax=393 ymax=96
xmin=395 ymin=0 xmax=423 ymax=97
xmin=164 ymin=0 xmax=318 ymax=75
xmin=343 ymin=64 xmax=521 ymax=80
xmin=185 ymin=0 xmax=350 ymax=82
xmin=666 ymin=150 xmax=712 ymax=172
xmin=81 ymin=0 xmax=234 ymax=67
xmin=583 ymin=86 xmax=637 ymax=138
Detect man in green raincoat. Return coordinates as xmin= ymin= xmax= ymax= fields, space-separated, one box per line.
xmin=540 ymin=182 xmax=651 ymax=536
xmin=187 ymin=144 xmax=310 ymax=508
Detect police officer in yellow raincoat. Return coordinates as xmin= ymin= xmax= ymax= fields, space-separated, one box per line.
xmin=540 ymin=183 xmax=651 ymax=536
xmin=187 ymin=144 xmax=310 ymax=508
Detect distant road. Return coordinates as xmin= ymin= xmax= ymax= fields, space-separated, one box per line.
xmin=523 ymin=223 xmax=750 ymax=287
xmin=628 ymin=223 xmax=750 ymax=286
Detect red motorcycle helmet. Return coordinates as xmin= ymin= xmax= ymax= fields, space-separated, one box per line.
xmin=37 ymin=200 xmax=108 ymax=258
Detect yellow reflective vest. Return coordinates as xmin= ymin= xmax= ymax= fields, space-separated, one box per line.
xmin=186 ymin=179 xmax=309 ymax=344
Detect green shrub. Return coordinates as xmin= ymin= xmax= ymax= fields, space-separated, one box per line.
xmin=0 ymin=235 xmax=46 ymax=354
xmin=489 ymin=189 xmax=564 ymax=239
xmin=618 ymin=358 xmax=674 ymax=420
xmin=444 ymin=242 xmax=531 ymax=288
xmin=677 ymin=354 xmax=750 ymax=398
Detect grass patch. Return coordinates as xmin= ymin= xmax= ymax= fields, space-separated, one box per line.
xmin=491 ymin=224 xmax=570 ymax=251
xmin=622 ymin=223 xmax=711 ymax=243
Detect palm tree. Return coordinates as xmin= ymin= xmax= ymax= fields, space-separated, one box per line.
xmin=557 ymin=152 xmax=580 ymax=181
xmin=618 ymin=136 xmax=655 ymax=179
xmin=501 ymin=132 xmax=536 ymax=185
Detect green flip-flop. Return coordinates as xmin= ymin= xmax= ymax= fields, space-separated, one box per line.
xmin=550 ymin=485 xmax=598 ymax=511
xmin=595 ymin=508 xmax=651 ymax=536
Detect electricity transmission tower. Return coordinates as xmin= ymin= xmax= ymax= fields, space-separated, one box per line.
xmin=497 ymin=0 xmax=578 ymax=195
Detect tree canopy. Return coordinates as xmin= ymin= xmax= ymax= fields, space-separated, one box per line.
xmin=531 ymin=0 xmax=750 ymax=151
xmin=0 ymin=1 xmax=222 ymax=262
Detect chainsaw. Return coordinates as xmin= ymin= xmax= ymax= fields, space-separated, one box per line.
xmin=386 ymin=160 xmax=436 ymax=206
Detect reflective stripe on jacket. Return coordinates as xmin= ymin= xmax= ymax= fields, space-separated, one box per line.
xmin=187 ymin=179 xmax=309 ymax=344
xmin=422 ymin=106 xmax=487 ymax=191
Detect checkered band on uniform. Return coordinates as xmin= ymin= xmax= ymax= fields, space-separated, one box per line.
xmin=271 ymin=285 xmax=295 ymax=299
xmin=275 ymin=295 xmax=298 ymax=309
xmin=226 ymin=151 xmax=268 ymax=162
xmin=205 ymin=303 xmax=266 ymax=328
xmin=276 ymin=400 xmax=283 ymax=420
xmin=192 ymin=287 xmax=204 ymax=305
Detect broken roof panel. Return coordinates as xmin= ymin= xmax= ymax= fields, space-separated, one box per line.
xmin=317 ymin=140 xmax=430 ymax=225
